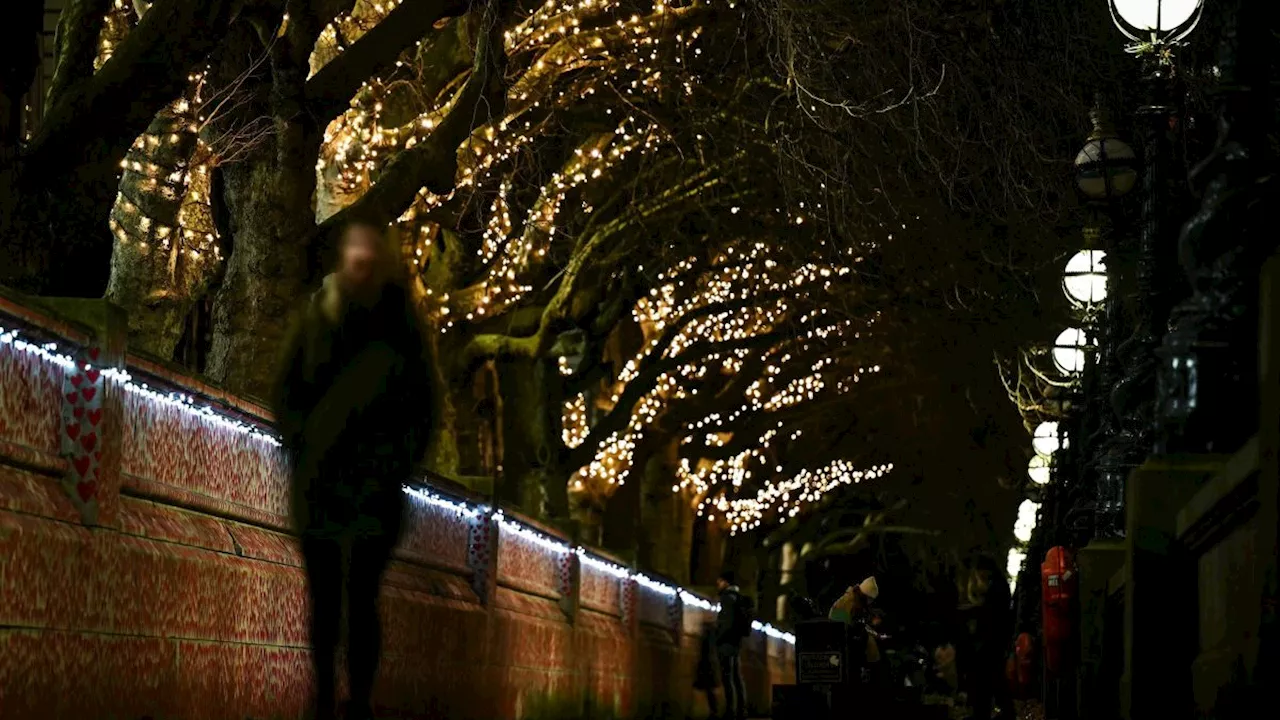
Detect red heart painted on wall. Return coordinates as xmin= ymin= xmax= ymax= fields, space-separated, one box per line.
xmin=93 ymin=451 xmax=101 ymax=462
xmin=73 ymin=455 xmax=91 ymax=476
xmin=76 ymin=481 xmax=97 ymax=502
xmin=88 ymin=409 xmax=103 ymax=427
xmin=86 ymin=368 xmax=101 ymax=384
xmin=80 ymin=432 xmax=97 ymax=452
xmin=66 ymin=392 xmax=79 ymax=405
xmin=88 ymin=347 xmax=100 ymax=361
xmin=74 ymin=406 xmax=84 ymax=419
xmin=70 ymin=374 xmax=83 ymax=388
xmin=82 ymin=387 xmax=97 ymax=402
xmin=66 ymin=423 xmax=80 ymax=441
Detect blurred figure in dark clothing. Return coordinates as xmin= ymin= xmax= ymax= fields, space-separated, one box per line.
xmin=274 ymin=219 xmax=431 ymax=720
xmin=715 ymin=570 xmax=752 ymax=720
xmin=963 ymin=555 xmax=1014 ymax=719
xmin=695 ymin=620 xmax=721 ymax=717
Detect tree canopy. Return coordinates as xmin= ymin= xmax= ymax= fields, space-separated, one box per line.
xmin=0 ymin=0 xmax=1135 ymax=580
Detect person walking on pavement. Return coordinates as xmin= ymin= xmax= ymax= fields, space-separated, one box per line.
xmin=715 ymin=570 xmax=753 ymax=720
xmin=273 ymin=218 xmax=432 ymax=720
xmin=695 ymin=620 xmax=721 ymax=717
xmin=963 ymin=556 xmax=1015 ymax=720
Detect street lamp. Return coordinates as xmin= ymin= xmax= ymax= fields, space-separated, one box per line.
xmin=1063 ymin=250 xmax=1109 ymax=306
xmin=1052 ymin=327 xmax=1093 ymax=375
xmin=1074 ymin=109 xmax=1137 ymax=203
xmin=1028 ymin=454 xmax=1052 ymax=486
xmin=1109 ymin=0 xmax=1205 ymax=47
xmin=1033 ymin=421 xmax=1064 ymax=457
xmin=1014 ymin=499 xmax=1040 ymax=543
xmin=1094 ymin=0 xmax=1203 ymax=540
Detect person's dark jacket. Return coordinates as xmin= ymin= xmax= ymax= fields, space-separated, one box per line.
xmin=716 ymin=585 xmax=745 ymax=648
xmin=272 ymin=274 xmax=431 ymax=540
xmin=974 ymin=576 xmax=1013 ymax=666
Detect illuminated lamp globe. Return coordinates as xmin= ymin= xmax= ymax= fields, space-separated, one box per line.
xmin=1053 ymin=327 xmax=1093 ymax=375
xmin=1013 ymin=499 xmax=1040 ymax=543
xmin=1028 ymin=454 xmax=1051 ymax=486
xmin=1063 ymin=249 xmax=1108 ymax=305
xmin=1075 ymin=112 xmax=1137 ymax=201
xmin=1032 ymin=421 xmax=1062 ymax=457
xmin=1110 ymin=0 xmax=1204 ymax=45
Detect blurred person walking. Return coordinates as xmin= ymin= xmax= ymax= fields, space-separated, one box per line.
xmin=695 ymin=619 xmax=721 ymax=717
xmin=273 ymin=218 xmax=431 ymax=720
xmin=715 ymin=570 xmax=754 ymax=720
xmin=963 ymin=556 xmax=1015 ymax=720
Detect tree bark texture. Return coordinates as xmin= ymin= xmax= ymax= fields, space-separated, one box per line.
xmin=104 ymin=106 xmax=206 ymax=357
xmin=639 ymin=433 xmax=694 ymax=586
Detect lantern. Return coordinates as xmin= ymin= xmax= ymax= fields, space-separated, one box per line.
xmin=1110 ymin=0 xmax=1205 ymax=45
xmin=1052 ymin=327 xmax=1093 ymax=375
xmin=1028 ymin=454 xmax=1051 ymax=486
xmin=1014 ymin=499 xmax=1040 ymax=543
xmin=1032 ymin=421 xmax=1062 ymax=457
xmin=1063 ymin=249 xmax=1108 ymax=305
xmin=1075 ymin=107 xmax=1137 ymax=201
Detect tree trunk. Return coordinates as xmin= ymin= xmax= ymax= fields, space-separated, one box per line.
xmin=496 ymin=356 xmax=569 ymax=523
xmin=639 ymin=433 xmax=694 ymax=584
xmin=205 ymin=155 xmax=312 ymax=399
xmin=104 ymin=106 xmax=211 ymax=358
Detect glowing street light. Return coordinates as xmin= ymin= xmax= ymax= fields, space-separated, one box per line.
xmin=1033 ymin=421 xmax=1063 ymax=457
xmin=1028 ymin=454 xmax=1051 ymax=486
xmin=1014 ymin=499 xmax=1040 ymax=543
xmin=1063 ymin=250 xmax=1108 ymax=305
xmin=1053 ymin=327 xmax=1093 ymax=375
xmin=1110 ymin=0 xmax=1205 ymax=46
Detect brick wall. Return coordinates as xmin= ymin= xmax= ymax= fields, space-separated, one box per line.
xmin=0 ymin=295 xmax=793 ymax=720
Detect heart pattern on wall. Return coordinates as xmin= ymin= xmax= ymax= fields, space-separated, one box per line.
xmin=621 ymin=577 xmax=637 ymax=627
xmin=60 ymin=347 xmax=104 ymax=523
xmin=467 ymin=513 xmax=497 ymax=602
xmin=555 ymin=552 xmax=574 ymax=597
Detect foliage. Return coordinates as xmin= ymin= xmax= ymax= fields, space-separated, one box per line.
xmin=0 ymin=0 xmax=1140 ymax=556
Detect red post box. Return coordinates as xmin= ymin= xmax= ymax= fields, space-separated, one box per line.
xmin=1041 ymin=546 xmax=1077 ymax=677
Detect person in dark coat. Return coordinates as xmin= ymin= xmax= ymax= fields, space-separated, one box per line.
xmin=715 ymin=570 xmax=750 ymax=720
xmin=273 ymin=218 xmax=431 ymax=720
xmin=963 ymin=555 xmax=1015 ymax=720
xmin=695 ymin=620 xmax=721 ymax=717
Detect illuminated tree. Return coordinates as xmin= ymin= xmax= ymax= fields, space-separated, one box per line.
xmin=0 ymin=0 xmax=1137 ymax=563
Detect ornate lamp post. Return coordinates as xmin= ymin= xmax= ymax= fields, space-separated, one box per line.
xmin=1095 ymin=0 xmax=1203 ymax=537
xmin=1073 ymin=106 xmax=1136 ymax=540
xmin=1156 ymin=0 xmax=1278 ymax=453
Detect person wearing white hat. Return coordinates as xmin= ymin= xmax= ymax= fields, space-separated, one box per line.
xmin=829 ymin=576 xmax=883 ymax=671
xmin=829 ymin=575 xmax=879 ymax=623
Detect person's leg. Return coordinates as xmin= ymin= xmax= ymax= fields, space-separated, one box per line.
xmin=302 ymin=536 xmax=343 ymax=720
xmin=968 ymin=674 xmax=994 ymax=720
xmin=716 ymin=647 xmax=735 ymax=719
xmin=345 ymin=533 xmax=395 ymax=719
xmin=705 ymin=687 xmax=719 ymax=718
xmin=992 ymin=664 xmax=1014 ymax=717
xmin=729 ymin=650 xmax=746 ymax=719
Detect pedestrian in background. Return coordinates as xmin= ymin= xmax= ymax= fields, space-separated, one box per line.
xmin=695 ymin=619 xmax=721 ymax=717
xmin=715 ymin=570 xmax=753 ymax=720
xmin=963 ymin=556 xmax=1015 ymax=720
xmin=273 ymin=217 xmax=432 ymax=720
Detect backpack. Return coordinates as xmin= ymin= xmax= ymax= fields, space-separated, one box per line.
xmin=733 ymin=592 xmax=756 ymax=639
